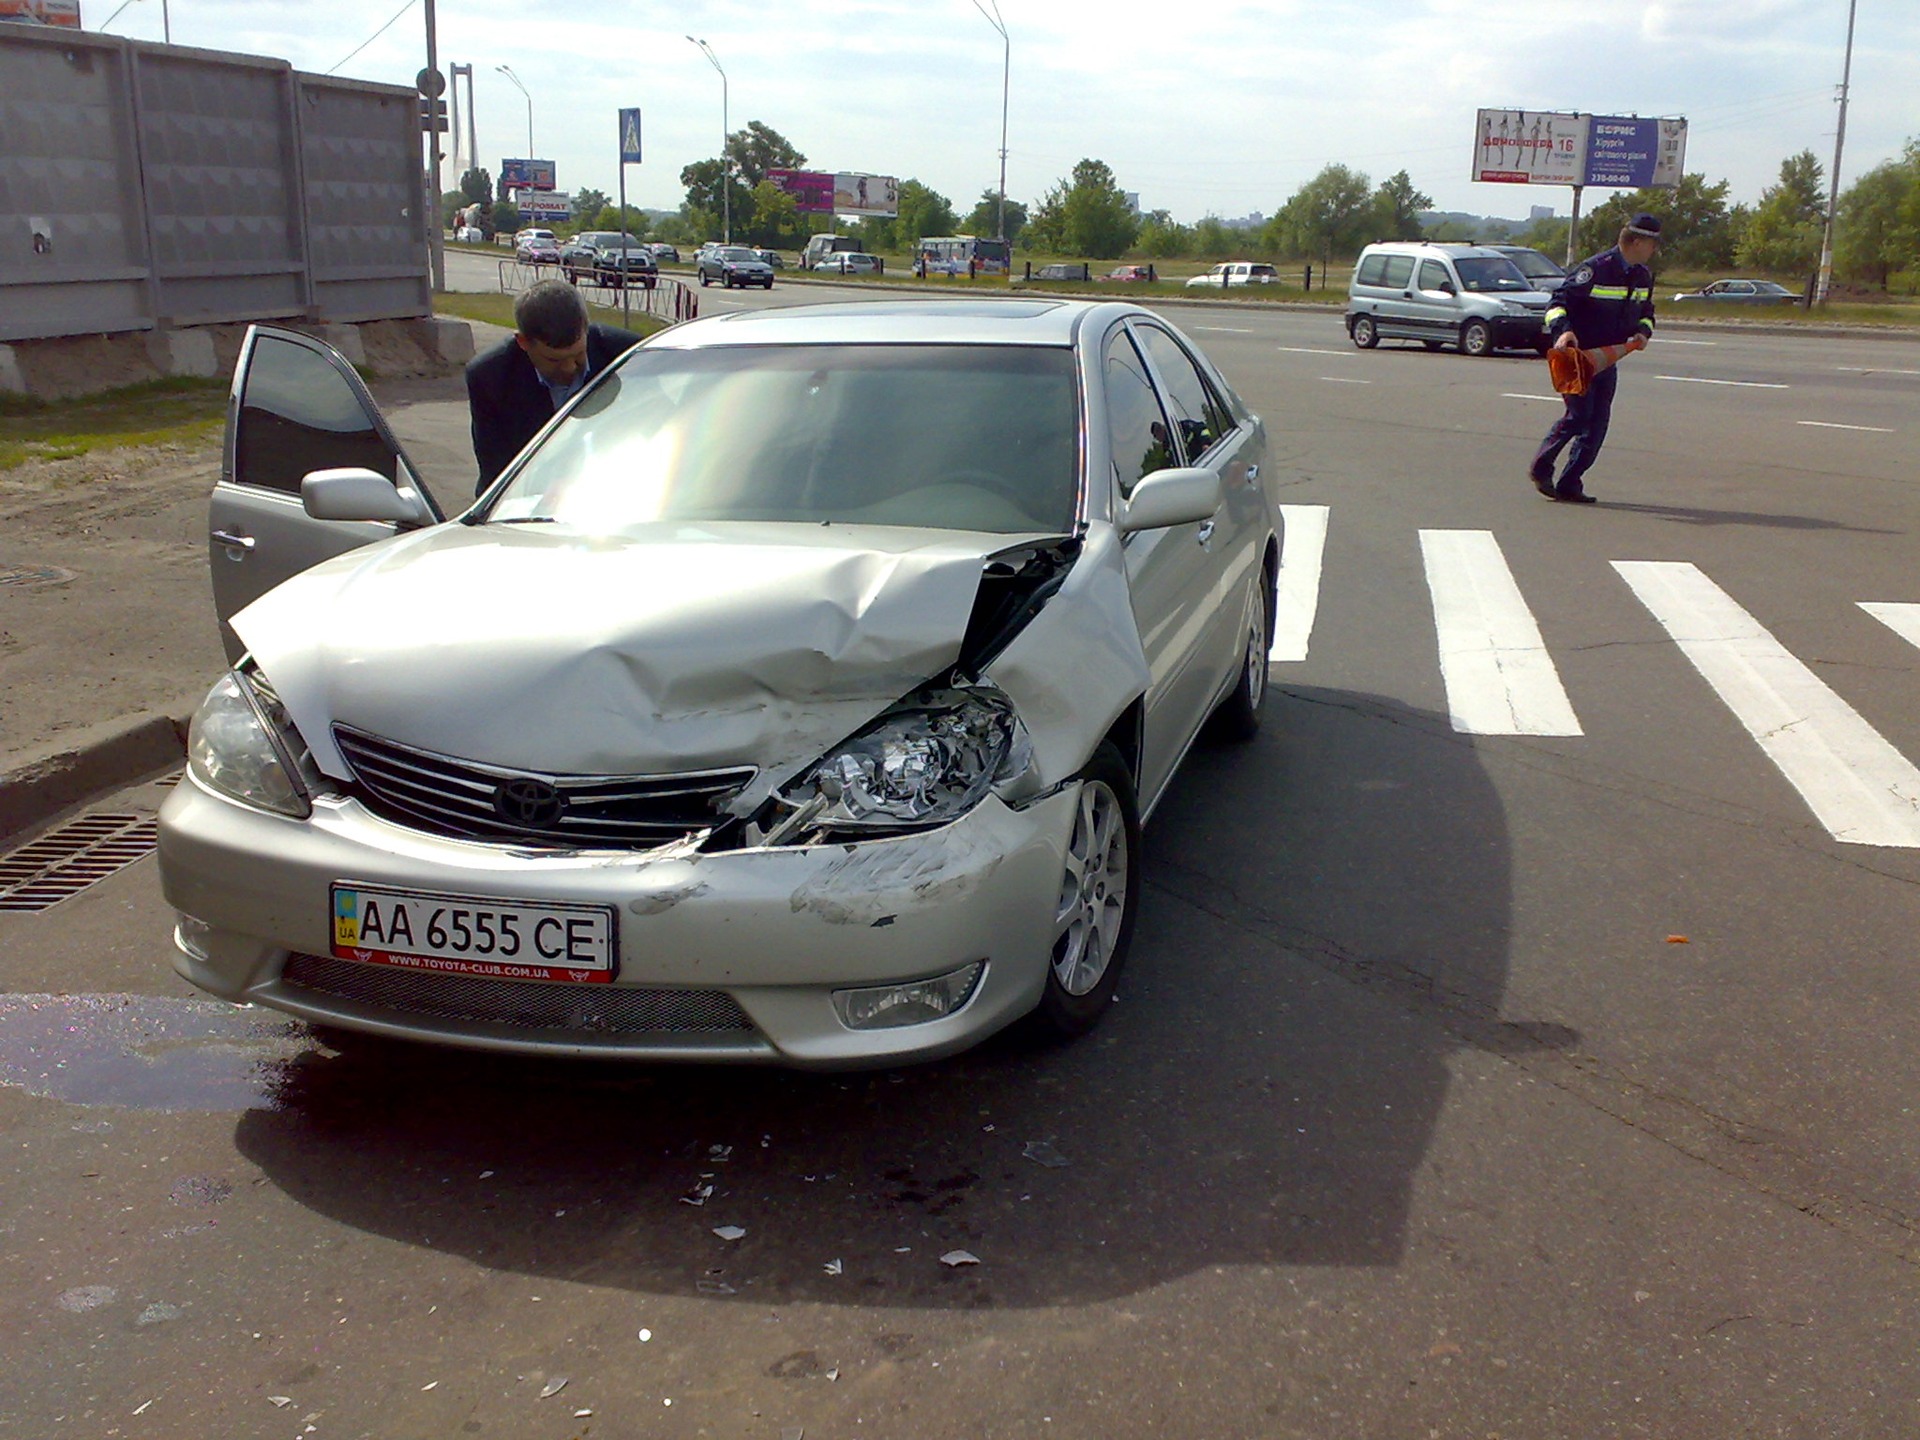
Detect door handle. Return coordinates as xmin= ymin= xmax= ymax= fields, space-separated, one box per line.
xmin=211 ymin=529 xmax=255 ymax=552
xmin=1196 ymin=520 xmax=1216 ymax=545
xmin=1244 ymin=464 xmax=1260 ymax=486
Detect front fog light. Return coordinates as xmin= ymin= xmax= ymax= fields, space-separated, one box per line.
xmin=832 ymin=961 xmax=986 ymax=1031
xmin=174 ymin=913 xmax=215 ymax=962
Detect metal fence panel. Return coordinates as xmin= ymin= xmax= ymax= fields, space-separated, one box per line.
xmin=0 ymin=29 xmax=151 ymax=340
xmin=0 ymin=26 xmax=428 ymax=343
xmin=298 ymin=74 xmax=430 ymax=324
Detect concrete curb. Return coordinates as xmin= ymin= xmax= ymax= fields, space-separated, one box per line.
xmin=1 ymin=709 xmax=193 ymax=843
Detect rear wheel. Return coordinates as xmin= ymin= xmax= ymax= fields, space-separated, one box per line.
xmin=1211 ymin=559 xmax=1275 ymax=741
xmin=1350 ymin=314 xmax=1379 ymax=349
xmin=1461 ymin=319 xmax=1493 ymax=357
xmin=1032 ymin=743 xmax=1140 ymax=1039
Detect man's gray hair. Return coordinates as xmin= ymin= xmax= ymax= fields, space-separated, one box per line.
xmin=514 ymin=279 xmax=589 ymax=347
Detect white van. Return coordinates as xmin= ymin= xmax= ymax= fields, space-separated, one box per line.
xmin=802 ymin=233 xmax=862 ymax=270
xmin=1346 ymin=242 xmax=1550 ymax=356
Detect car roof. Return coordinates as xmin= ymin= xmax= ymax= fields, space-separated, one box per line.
xmin=649 ymin=298 xmax=1135 ymax=350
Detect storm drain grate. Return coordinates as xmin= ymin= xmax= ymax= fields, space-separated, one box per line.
xmin=0 ymin=813 xmax=158 ymax=913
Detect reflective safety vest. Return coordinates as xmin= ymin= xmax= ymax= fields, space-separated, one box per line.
xmin=1544 ymin=245 xmax=1656 ymax=350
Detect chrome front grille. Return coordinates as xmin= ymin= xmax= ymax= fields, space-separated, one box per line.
xmin=282 ymin=954 xmax=756 ymax=1035
xmin=332 ymin=725 xmax=754 ymax=849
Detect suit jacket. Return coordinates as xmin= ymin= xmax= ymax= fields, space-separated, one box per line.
xmin=467 ymin=322 xmax=643 ymax=493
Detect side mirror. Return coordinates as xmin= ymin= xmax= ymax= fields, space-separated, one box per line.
xmin=1439 ymin=280 xmax=1458 ymax=296
xmin=1120 ymin=466 xmax=1222 ymax=534
xmin=301 ymin=467 xmax=435 ymax=526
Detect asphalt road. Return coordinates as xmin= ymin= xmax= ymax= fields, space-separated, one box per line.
xmin=5 ymin=286 xmax=1920 ymax=1438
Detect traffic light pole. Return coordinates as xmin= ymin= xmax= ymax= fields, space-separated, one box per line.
xmin=423 ymin=0 xmax=445 ymax=293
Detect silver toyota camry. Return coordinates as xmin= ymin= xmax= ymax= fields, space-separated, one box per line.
xmin=158 ymin=300 xmax=1280 ymax=1067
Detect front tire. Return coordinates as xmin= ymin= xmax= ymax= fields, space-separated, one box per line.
xmin=1351 ymin=314 xmax=1378 ymax=349
xmin=1461 ymin=319 xmax=1493 ymax=357
xmin=699 ymin=272 xmax=710 ymax=287
xmin=1032 ymin=743 xmax=1141 ymax=1039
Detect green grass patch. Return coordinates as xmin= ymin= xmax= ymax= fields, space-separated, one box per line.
xmin=435 ymin=292 xmax=669 ymax=337
xmin=0 ymin=376 xmax=227 ymax=471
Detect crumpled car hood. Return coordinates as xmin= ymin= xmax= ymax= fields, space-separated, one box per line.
xmin=234 ymin=521 xmax=1054 ymax=803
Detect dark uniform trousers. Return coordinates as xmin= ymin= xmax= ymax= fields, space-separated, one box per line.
xmin=1533 ymin=364 xmax=1619 ymax=492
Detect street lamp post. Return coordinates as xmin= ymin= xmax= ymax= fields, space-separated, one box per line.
xmin=970 ymin=0 xmax=1009 ymax=245
xmin=495 ymin=64 xmax=533 ymax=160
xmin=687 ymin=36 xmax=730 ymax=244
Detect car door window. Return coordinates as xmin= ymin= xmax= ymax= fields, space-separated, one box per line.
xmin=1418 ymin=259 xmax=1451 ymax=292
xmin=1132 ymin=324 xmax=1234 ymax=465
xmin=1380 ymin=255 xmax=1414 ymax=288
xmin=232 ymin=331 xmax=412 ymax=497
xmin=1105 ymin=330 xmax=1174 ymax=501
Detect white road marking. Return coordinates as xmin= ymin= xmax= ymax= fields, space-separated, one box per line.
xmin=1655 ymin=375 xmax=1790 ymax=389
xmin=1836 ymin=366 xmax=1920 ymax=376
xmin=1798 ymin=420 xmax=1895 ymax=433
xmin=1502 ymin=392 xmax=1561 ymax=402
xmin=1616 ymin=561 xmax=1920 ymax=848
xmin=1270 ymin=504 xmax=1329 ymax=663
xmin=1653 ymin=337 xmax=1717 ymax=346
xmin=1278 ymin=346 xmax=1356 ymax=357
xmin=1860 ymin=602 xmax=1920 ymax=650
xmin=1420 ymin=530 xmax=1581 ymax=736
xmin=1192 ymin=326 xmax=1254 ymax=333
xmin=1319 ymin=376 xmax=1372 ymax=384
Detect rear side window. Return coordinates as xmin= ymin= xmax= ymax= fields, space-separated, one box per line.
xmin=1356 ymin=254 xmax=1388 ymax=286
xmin=1133 ymin=324 xmax=1234 ymax=464
xmin=1380 ymin=255 xmax=1414 ymax=288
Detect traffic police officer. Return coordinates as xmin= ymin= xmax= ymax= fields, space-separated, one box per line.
xmin=1530 ymin=213 xmax=1661 ymax=503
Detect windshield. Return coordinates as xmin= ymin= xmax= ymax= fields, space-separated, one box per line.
xmin=485 ymin=345 xmax=1081 ymax=535
xmin=1454 ymin=257 xmax=1535 ymax=293
xmin=1502 ymin=251 xmax=1563 ymax=280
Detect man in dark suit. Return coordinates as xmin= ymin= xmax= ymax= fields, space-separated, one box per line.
xmin=466 ymin=280 xmax=644 ymax=495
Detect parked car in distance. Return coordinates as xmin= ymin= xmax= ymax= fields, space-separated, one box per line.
xmin=1184 ymin=262 xmax=1280 ymax=289
xmin=812 ymin=252 xmax=881 ymax=275
xmin=698 ymin=245 xmax=776 ymax=289
xmin=1346 ymin=241 xmax=1549 ymax=356
xmin=755 ymin=248 xmax=787 ymax=269
xmin=1105 ymin=265 xmax=1155 ymax=282
xmin=1030 ymin=263 xmax=1089 ymax=282
xmin=560 ymin=232 xmax=657 ymax=290
xmin=516 ymin=234 xmax=561 ymax=265
xmin=648 ymin=243 xmax=681 ymax=263
xmin=454 ymin=225 xmax=484 ymax=244
xmin=1671 ymin=278 xmax=1800 ymax=305
xmin=1487 ymin=244 xmax=1566 ymax=292
xmin=513 ymin=227 xmax=556 ymax=251
xmin=159 ymin=301 xmax=1279 ymax=1067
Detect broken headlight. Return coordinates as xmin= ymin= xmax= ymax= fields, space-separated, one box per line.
xmin=761 ymin=684 xmax=1033 ymax=841
xmin=187 ymin=665 xmax=322 ymax=819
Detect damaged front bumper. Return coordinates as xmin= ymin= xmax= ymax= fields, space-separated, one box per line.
xmin=157 ymin=774 xmax=1079 ymax=1068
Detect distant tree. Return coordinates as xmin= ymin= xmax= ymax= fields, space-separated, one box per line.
xmin=1581 ymin=173 xmax=1737 ymax=270
xmin=1834 ymin=142 xmax=1920 ymax=290
xmin=589 ymin=205 xmax=650 ymax=238
xmin=1515 ymin=215 xmax=1571 ymax=257
xmin=1736 ymin=152 xmax=1827 ymax=278
xmin=744 ymin=180 xmax=801 ymax=250
xmin=680 ymin=156 xmax=751 ymax=241
xmin=1135 ymin=209 xmax=1192 ymax=259
xmin=964 ymin=188 xmax=1027 ymax=246
xmin=1370 ymin=170 xmax=1431 ymax=241
xmin=1264 ymin=164 xmax=1373 ymax=263
xmin=490 ymin=200 xmax=521 ymax=236
xmin=652 ymin=212 xmax=699 ymax=246
xmin=1190 ymin=215 xmax=1238 ymax=258
xmin=459 ymin=167 xmax=492 ymax=207
xmin=1023 ymin=188 xmax=1065 ymax=253
xmin=1058 ymin=159 xmax=1138 ymax=259
xmin=725 ymin=121 xmax=806 ymax=188
xmin=890 ymin=180 xmax=957 ymax=246
xmin=573 ymin=188 xmax=610 ymax=225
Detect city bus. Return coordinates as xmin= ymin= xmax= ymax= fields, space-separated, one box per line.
xmin=916 ymin=235 xmax=1011 ymax=276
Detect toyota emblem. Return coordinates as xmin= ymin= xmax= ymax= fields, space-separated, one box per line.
xmin=494 ymin=777 xmax=565 ymax=828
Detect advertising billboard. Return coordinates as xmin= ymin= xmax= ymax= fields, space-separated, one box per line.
xmin=0 ymin=0 xmax=83 ymax=25
xmin=1474 ymin=109 xmax=1587 ymax=186
xmin=515 ymin=190 xmax=572 ymax=222
xmin=1583 ymin=116 xmax=1687 ymax=189
xmin=767 ymin=168 xmax=834 ymax=214
xmin=833 ymin=172 xmax=898 ymax=218
xmin=1475 ymin=110 xmax=1686 ymax=190
xmin=500 ymin=157 xmax=556 ymax=192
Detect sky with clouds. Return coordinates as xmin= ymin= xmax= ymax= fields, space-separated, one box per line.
xmin=98 ymin=0 xmax=1920 ymax=226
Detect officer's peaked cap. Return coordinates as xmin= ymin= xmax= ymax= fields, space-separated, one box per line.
xmin=1625 ymin=213 xmax=1663 ymax=238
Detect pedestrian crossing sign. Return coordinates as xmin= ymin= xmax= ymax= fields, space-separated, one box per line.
xmin=619 ymin=107 xmax=642 ymax=164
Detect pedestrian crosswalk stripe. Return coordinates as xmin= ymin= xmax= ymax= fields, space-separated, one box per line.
xmin=1616 ymin=563 xmax=1920 ymax=848
xmin=1270 ymin=504 xmax=1328 ymax=662
xmin=1860 ymin=602 xmax=1920 ymax=649
xmin=1419 ymin=529 xmax=1582 ymax=736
